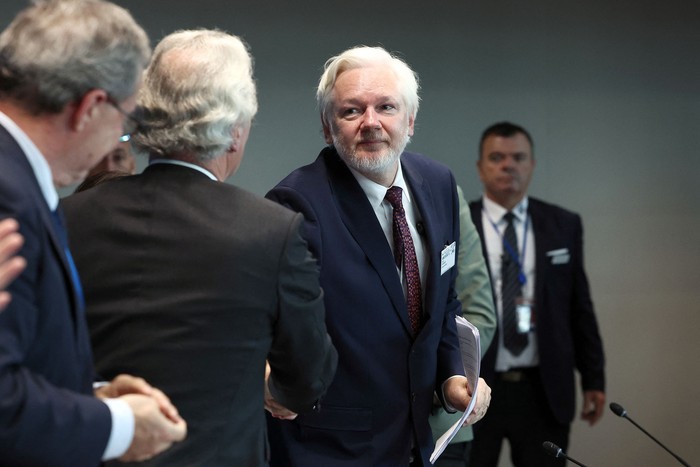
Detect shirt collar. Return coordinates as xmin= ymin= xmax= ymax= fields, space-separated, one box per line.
xmin=348 ymin=161 xmax=413 ymax=209
xmin=0 ymin=111 xmax=58 ymax=210
xmin=482 ymin=195 xmax=529 ymax=224
xmin=149 ymin=159 xmax=218 ymax=181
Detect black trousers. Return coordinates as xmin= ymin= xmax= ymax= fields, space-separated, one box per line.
xmin=433 ymin=441 xmax=472 ymax=467
xmin=470 ymin=368 xmax=570 ymax=467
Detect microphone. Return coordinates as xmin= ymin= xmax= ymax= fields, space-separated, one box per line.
xmin=416 ymin=221 xmax=425 ymax=236
xmin=609 ymin=402 xmax=690 ymax=466
xmin=542 ymin=441 xmax=588 ymax=467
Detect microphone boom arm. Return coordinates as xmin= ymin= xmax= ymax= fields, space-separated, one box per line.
xmin=610 ymin=402 xmax=690 ymax=467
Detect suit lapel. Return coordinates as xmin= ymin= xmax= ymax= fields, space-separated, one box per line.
xmin=45 ymin=204 xmax=84 ymax=322
xmin=528 ymin=200 xmax=548 ymax=316
xmin=470 ymin=200 xmax=483 ymax=234
xmin=1 ymin=125 xmax=84 ymax=325
xmin=469 ymin=199 xmax=492 ymax=277
xmin=324 ymin=150 xmax=413 ymax=336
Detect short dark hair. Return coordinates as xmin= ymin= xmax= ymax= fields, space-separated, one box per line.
xmin=479 ymin=121 xmax=534 ymax=159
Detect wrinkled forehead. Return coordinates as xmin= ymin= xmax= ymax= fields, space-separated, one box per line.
xmin=482 ymin=133 xmax=533 ymax=157
xmin=331 ymin=65 xmax=406 ymax=108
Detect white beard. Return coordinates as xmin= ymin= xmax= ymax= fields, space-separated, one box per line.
xmin=332 ymin=129 xmax=411 ymax=179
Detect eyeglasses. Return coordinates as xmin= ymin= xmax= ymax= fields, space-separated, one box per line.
xmin=106 ymin=96 xmax=143 ymax=142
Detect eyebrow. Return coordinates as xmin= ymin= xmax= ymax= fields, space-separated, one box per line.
xmin=336 ymin=95 xmax=401 ymax=108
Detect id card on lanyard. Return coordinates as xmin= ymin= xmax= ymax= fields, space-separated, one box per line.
xmin=485 ymin=208 xmax=534 ymax=333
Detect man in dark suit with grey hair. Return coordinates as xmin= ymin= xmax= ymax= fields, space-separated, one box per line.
xmin=63 ymin=29 xmax=337 ymax=466
xmin=0 ymin=1 xmax=187 ymax=465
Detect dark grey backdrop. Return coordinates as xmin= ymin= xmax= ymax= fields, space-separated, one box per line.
xmin=3 ymin=1 xmax=699 ymax=465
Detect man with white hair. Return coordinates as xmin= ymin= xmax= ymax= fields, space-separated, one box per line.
xmin=0 ymin=1 xmax=187 ymax=466
xmin=62 ymin=29 xmax=337 ymax=466
xmin=266 ymin=45 xmax=491 ymax=466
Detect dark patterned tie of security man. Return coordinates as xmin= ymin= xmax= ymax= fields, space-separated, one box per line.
xmin=502 ymin=211 xmax=527 ymax=355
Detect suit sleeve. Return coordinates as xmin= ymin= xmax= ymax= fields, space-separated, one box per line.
xmin=266 ymin=185 xmax=323 ymax=262
xmin=455 ymin=186 xmax=497 ymax=356
xmin=266 ymin=212 xmax=337 ymax=413
xmin=569 ymin=214 xmax=605 ymax=391
xmin=434 ymin=176 xmax=470 ymax=402
xmin=0 ymin=206 xmax=111 ymax=466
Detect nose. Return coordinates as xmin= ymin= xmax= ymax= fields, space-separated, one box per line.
xmin=500 ymin=154 xmax=516 ymax=170
xmin=360 ymin=108 xmax=381 ymax=130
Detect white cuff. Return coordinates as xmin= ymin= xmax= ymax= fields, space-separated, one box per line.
xmin=102 ymin=398 xmax=135 ymax=460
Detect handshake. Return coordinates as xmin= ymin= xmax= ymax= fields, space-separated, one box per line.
xmin=95 ymin=374 xmax=187 ymax=462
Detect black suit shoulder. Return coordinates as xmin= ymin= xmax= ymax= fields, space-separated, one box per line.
xmin=67 ymin=168 xmax=297 ymax=222
xmin=528 ymin=197 xmax=581 ymax=220
xmin=468 ymin=197 xmax=582 ymax=225
xmin=468 ymin=199 xmax=481 ymax=216
xmin=401 ymin=150 xmax=453 ymax=174
xmin=527 ymin=197 xmax=585 ymax=240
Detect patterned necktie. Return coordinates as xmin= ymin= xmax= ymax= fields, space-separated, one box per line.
xmin=501 ymin=211 xmax=528 ymax=355
xmin=50 ymin=208 xmax=85 ymax=311
xmin=385 ymin=186 xmax=422 ymax=336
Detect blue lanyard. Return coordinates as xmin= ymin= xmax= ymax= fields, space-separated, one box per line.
xmin=484 ymin=208 xmax=529 ymax=287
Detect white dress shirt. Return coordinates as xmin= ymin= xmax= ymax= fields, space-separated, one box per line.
xmin=149 ymin=158 xmax=218 ymax=180
xmin=481 ymin=195 xmax=539 ymax=371
xmin=348 ymin=163 xmax=428 ymax=296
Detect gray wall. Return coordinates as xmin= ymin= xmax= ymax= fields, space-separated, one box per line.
xmin=4 ymin=1 xmax=699 ymax=465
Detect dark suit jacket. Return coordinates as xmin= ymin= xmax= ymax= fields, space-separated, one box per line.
xmin=265 ymin=147 xmax=464 ymax=466
xmin=62 ymin=163 xmax=337 ymax=466
xmin=0 ymin=126 xmax=111 ymax=466
xmin=469 ymin=197 xmax=605 ymax=425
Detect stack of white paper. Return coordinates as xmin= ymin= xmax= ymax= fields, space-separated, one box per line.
xmin=430 ymin=315 xmax=481 ymax=464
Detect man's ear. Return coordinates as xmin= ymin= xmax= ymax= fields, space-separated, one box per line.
xmin=70 ymin=89 xmax=108 ymax=133
xmin=228 ymin=126 xmax=242 ymax=153
xmin=322 ymin=118 xmax=333 ymax=145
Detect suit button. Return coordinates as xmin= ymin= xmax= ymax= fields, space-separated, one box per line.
xmin=411 ymin=392 xmax=416 ymax=402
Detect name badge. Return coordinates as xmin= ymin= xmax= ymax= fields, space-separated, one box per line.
xmin=516 ymin=297 xmax=534 ymax=333
xmin=440 ymin=242 xmax=456 ymax=276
